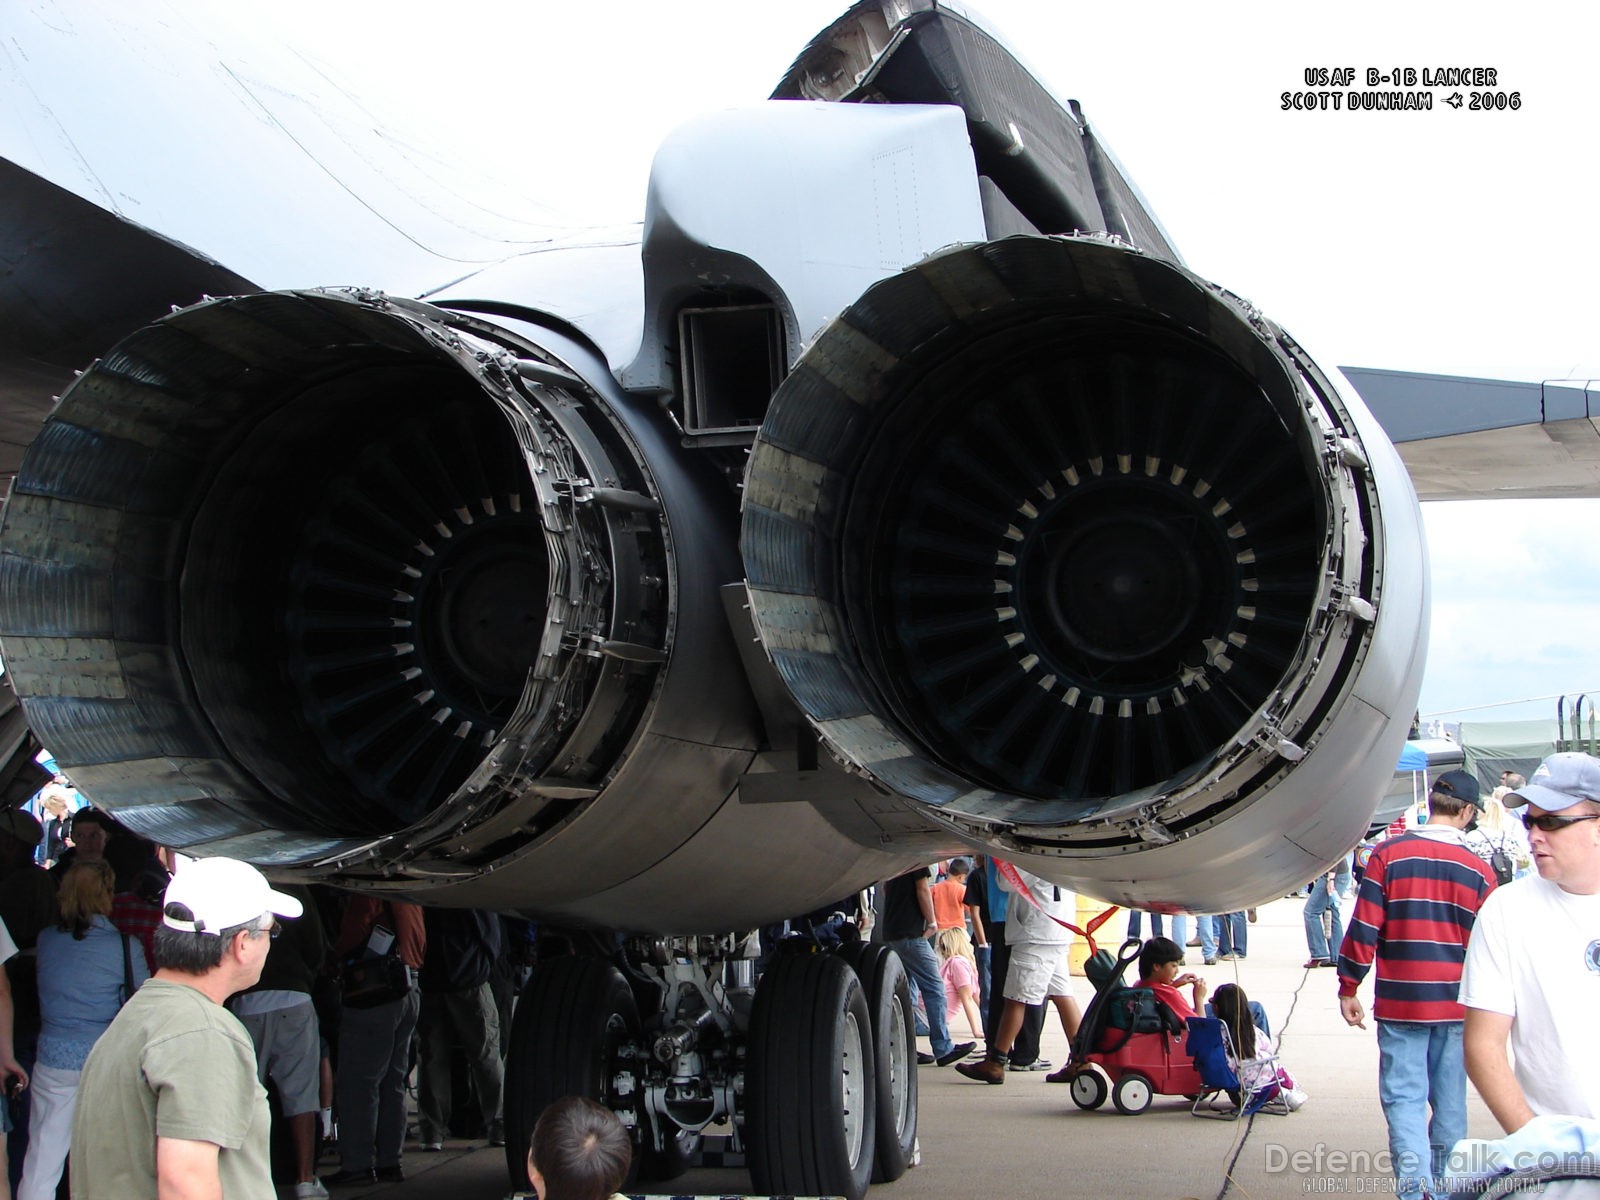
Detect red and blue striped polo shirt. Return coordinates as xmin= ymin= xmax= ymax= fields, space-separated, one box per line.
xmin=1336 ymin=827 xmax=1497 ymax=1022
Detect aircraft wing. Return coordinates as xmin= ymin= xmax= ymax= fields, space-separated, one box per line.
xmin=0 ymin=1 xmax=588 ymax=289
xmin=1342 ymin=367 xmax=1600 ymax=502
xmin=0 ymin=159 xmax=259 ymax=486
xmin=0 ymin=0 xmax=620 ymax=491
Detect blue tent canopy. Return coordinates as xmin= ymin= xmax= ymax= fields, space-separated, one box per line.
xmin=1396 ymin=742 xmax=1428 ymax=772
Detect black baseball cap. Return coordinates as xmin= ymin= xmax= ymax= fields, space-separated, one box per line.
xmin=1431 ymin=769 xmax=1480 ymax=805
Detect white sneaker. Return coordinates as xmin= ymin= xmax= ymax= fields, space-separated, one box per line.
xmin=294 ymin=1181 xmax=330 ymax=1200
xmin=1285 ymin=1087 xmax=1309 ymax=1111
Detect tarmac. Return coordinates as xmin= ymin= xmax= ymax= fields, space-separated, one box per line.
xmin=304 ymin=896 xmax=1501 ymax=1200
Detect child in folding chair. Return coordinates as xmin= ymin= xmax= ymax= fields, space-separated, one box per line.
xmin=1211 ymin=983 xmax=1308 ymax=1111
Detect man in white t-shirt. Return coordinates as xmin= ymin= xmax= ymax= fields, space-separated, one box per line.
xmin=954 ymin=864 xmax=1080 ymax=1085
xmin=1461 ymin=752 xmax=1600 ymax=1129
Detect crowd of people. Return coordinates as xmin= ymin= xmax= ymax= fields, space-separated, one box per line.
xmin=0 ymin=748 xmax=1593 ymax=1199
xmin=884 ymin=752 xmax=1600 ymax=1199
xmin=884 ymin=858 xmax=1303 ymax=1107
xmin=0 ymin=794 xmax=529 ymax=1200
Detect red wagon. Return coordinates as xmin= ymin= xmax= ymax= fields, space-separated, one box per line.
xmin=1063 ymin=938 xmax=1202 ymax=1115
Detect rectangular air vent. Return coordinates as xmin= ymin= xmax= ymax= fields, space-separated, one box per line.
xmin=677 ymin=303 xmax=786 ymax=439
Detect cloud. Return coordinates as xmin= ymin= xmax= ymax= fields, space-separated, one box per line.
xmin=1420 ymin=501 xmax=1600 ymax=719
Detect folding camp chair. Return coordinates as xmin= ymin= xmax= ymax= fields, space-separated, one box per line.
xmin=1185 ymin=1017 xmax=1290 ymax=1119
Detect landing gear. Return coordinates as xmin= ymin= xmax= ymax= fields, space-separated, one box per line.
xmin=503 ymin=934 xmax=910 ymax=1200
xmin=636 ymin=1122 xmax=701 ymax=1182
xmin=747 ymin=952 xmax=877 ymax=1200
xmin=842 ymin=942 xmax=917 ymax=1182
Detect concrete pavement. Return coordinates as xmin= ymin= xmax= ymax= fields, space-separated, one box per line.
xmin=309 ymin=896 xmax=1500 ymax=1199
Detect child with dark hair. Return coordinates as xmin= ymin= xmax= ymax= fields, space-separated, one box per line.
xmin=1210 ymin=982 xmax=1307 ymax=1110
xmin=527 ymin=1096 xmax=632 ymax=1200
xmin=1136 ymin=936 xmax=1208 ymax=1020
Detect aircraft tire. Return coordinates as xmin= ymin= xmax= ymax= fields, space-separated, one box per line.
xmin=841 ymin=942 xmax=918 ymax=1182
xmin=747 ymin=952 xmax=878 ymax=1200
xmin=502 ymin=956 xmax=643 ymax=1189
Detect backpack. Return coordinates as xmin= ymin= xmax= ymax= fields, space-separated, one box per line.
xmin=1083 ymin=948 xmax=1119 ymax=992
xmin=1106 ymin=986 xmax=1184 ymax=1036
xmin=1489 ymin=841 xmax=1515 ymax=886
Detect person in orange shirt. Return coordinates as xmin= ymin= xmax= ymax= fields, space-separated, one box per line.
xmin=931 ymin=858 xmax=972 ymax=932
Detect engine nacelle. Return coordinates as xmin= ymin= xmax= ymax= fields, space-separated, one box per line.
xmin=0 ymin=289 xmax=668 ymax=853
xmin=741 ymin=234 xmax=1428 ymax=911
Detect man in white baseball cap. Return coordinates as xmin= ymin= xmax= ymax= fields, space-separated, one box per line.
xmin=1462 ymin=751 xmax=1600 ymax=1132
xmin=157 ymin=857 xmax=304 ymax=936
xmin=69 ymin=856 xmax=304 ymax=1199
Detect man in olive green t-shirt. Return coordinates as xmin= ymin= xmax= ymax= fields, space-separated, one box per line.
xmin=70 ymin=857 xmax=304 ymax=1200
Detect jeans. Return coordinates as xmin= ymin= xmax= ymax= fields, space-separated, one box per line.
xmin=1334 ymin=858 xmax=1354 ymax=900
xmin=1303 ymin=882 xmax=1344 ymax=961
xmin=1217 ymin=912 xmax=1248 ymax=957
xmin=974 ymin=944 xmax=991 ymax=1010
xmin=1198 ymin=915 xmax=1219 ymax=961
xmin=891 ymin=937 xmax=953 ymax=1057
xmin=1169 ymin=914 xmax=1189 ymax=950
xmin=1125 ymin=910 xmax=1164 ymax=939
xmin=1377 ymin=1020 xmax=1467 ymax=1200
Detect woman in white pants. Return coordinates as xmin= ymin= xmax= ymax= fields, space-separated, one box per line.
xmin=19 ymin=861 xmax=148 ymax=1200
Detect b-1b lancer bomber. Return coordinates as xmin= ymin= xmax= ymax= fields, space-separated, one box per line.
xmin=0 ymin=3 xmax=1430 ymax=1195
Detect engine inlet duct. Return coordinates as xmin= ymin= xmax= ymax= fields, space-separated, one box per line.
xmin=0 ymin=289 xmax=667 ymax=866
xmin=742 ymin=235 xmax=1413 ymax=875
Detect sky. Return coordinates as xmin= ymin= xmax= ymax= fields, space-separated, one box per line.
xmin=28 ymin=0 xmax=1600 ymax=728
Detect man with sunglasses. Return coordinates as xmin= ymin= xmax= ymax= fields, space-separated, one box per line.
xmin=69 ymin=856 xmax=303 ymax=1200
xmin=1335 ymin=768 xmax=1498 ymax=1200
xmin=1462 ymin=752 xmax=1600 ymax=1131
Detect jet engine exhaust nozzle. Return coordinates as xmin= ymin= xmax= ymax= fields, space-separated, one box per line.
xmin=0 ymin=289 xmax=666 ymax=865
xmin=741 ymin=234 xmax=1399 ymax=863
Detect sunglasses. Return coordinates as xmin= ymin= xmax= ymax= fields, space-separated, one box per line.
xmin=250 ymin=918 xmax=282 ymax=941
xmin=1521 ymin=812 xmax=1600 ymax=834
